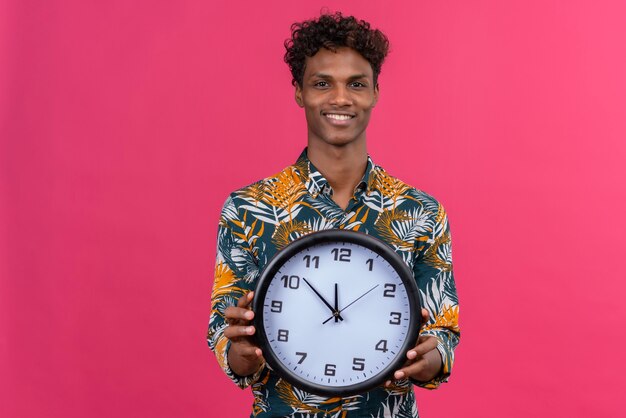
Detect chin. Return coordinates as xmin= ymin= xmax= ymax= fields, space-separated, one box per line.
xmin=322 ymin=132 xmax=363 ymax=147
xmin=323 ymin=139 xmax=357 ymax=148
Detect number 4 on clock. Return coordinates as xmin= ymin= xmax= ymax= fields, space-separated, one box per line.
xmin=375 ymin=339 xmax=389 ymax=353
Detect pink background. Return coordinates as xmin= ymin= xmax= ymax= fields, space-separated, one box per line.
xmin=2 ymin=1 xmax=626 ymax=417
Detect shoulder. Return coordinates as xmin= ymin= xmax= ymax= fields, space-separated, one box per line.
xmin=369 ymin=164 xmax=444 ymax=216
xmin=222 ymin=162 xmax=304 ymax=208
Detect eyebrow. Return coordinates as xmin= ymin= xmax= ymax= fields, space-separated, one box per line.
xmin=310 ymin=72 xmax=370 ymax=81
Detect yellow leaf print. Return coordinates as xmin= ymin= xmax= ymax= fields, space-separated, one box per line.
xmin=422 ymin=233 xmax=452 ymax=272
xmin=212 ymin=261 xmax=238 ymax=299
xmin=272 ymin=220 xmax=311 ymax=250
xmin=434 ymin=203 xmax=446 ymax=225
xmin=276 ymin=379 xmax=342 ymax=414
xmin=293 ymin=155 xmax=309 ymax=182
xmin=374 ymin=209 xmax=416 ymax=251
xmin=423 ymin=305 xmax=460 ymax=333
xmin=371 ymin=170 xmax=411 ymax=203
xmin=252 ymin=372 xmax=271 ymax=416
xmin=241 ymin=181 xmax=266 ymax=204
xmin=263 ymin=168 xmax=308 ymax=213
xmin=214 ymin=336 xmax=229 ymax=370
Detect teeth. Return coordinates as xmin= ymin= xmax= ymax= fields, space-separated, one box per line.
xmin=325 ymin=114 xmax=352 ymax=120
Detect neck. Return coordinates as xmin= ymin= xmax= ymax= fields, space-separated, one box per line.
xmin=307 ymin=139 xmax=368 ymax=195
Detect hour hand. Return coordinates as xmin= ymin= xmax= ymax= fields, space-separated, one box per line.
xmin=302 ymin=278 xmax=343 ymax=321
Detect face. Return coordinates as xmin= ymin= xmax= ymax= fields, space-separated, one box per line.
xmin=295 ymin=47 xmax=379 ymax=148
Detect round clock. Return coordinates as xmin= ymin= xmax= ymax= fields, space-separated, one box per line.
xmin=252 ymin=229 xmax=421 ymax=397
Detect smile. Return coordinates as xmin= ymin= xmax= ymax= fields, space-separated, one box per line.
xmin=323 ymin=113 xmax=355 ymax=124
xmin=325 ymin=114 xmax=354 ymax=120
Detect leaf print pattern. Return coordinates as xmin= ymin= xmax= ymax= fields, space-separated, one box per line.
xmin=422 ymin=232 xmax=452 ymax=272
xmin=276 ymin=379 xmax=343 ymax=415
xmin=252 ymin=373 xmax=271 ymax=416
xmin=272 ymin=220 xmax=312 ymax=250
xmin=423 ymin=305 xmax=460 ymax=334
xmin=374 ymin=208 xmax=433 ymax=252
xmin=208 ymin=149 xmax=460 ymax=417
xmin=212 ymin=261 xmax=237 ymax=300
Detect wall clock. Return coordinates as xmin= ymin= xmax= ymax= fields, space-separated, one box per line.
xmin=252 ymin=229 xmax=421 ymax=396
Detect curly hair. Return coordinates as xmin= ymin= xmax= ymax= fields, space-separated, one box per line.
xmin=284 ymin=12 xmax=390 ymax=87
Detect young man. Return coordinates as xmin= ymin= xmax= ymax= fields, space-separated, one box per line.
xmin=208 ymin=12 xmax=460 ymax=417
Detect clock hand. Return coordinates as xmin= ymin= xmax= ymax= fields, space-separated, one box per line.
xmin=334 ymin=283 xmax=339 ymax=322
xmin=323 ymin=284 xmax=380 ymax=324
xmin=333 ymin=283 xmax=339 ymax=323
xmin=302 ymin=277 xmax=344 ymax=321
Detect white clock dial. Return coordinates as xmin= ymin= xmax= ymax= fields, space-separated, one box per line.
xmin=254 ymin=231 xmax=420 ymax=396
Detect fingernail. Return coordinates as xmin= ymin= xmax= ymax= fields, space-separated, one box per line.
xmin=245 ymin=311 xmax=254 ymax=320
xmin=394 ymin=371 xmax=405 ymax=379
xmin=246 ymin=326 xmax=254 ymax=334
xmin=385 ymin=380 xmax=391 ymax=387
xmin=407 ymin=350 xmax=417 ymax=359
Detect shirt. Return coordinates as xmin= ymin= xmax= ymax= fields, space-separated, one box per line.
xmin=208 ymin=149 xmax=460 ymax=418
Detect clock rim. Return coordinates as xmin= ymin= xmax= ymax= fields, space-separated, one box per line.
xmin=252 ymin=229 xmax=422 ymax=397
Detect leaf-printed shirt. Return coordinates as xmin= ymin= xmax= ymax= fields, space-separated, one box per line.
xmin=208 ymin=149 xmax=460 ymax=418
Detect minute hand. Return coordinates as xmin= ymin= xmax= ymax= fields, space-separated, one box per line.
xmin=302 ymin=278 xmax=344 ymax=321
xmin=323 ymin=284 xmax=380 ymax=324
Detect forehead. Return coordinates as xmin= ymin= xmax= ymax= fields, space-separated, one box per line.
xmin=303 ymin=47 xmax=374 ymax=80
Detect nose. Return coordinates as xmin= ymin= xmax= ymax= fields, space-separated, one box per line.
xmin=329 ymin=85 xmax=353 ymax=107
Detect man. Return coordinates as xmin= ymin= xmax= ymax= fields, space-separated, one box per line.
xmin=208 ymin=12 xmax=460 ymax=417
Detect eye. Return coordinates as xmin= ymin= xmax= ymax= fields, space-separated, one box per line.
xmin=350 ymin=81 xmax=366 ymax=88
xmin=314 ymin=81 xmax=330 ymax=88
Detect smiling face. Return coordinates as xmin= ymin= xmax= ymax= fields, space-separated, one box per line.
xmin=295 ymin=47 xmax=379 ymax=149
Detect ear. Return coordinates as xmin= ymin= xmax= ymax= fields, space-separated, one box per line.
xmin=372 ymin=83 xmax=380 ymax=107
xmin=295 ymin=83 xmax=304 ymax=108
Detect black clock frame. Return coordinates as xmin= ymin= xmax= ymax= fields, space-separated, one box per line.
xmin=252 ymin=229 xmax=422 ymax=397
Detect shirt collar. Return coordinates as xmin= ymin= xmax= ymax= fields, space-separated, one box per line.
xmin=294 ymin=148 xmax=376 ymax=198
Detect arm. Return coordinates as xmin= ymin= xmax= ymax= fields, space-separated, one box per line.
xmin=389 ymin=204 xmax=460 ymax=389
xmin=207 ymin=197 xmax=265 ymax=388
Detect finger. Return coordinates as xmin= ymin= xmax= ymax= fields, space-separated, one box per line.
xmin=237 ymin=291 xmax=254 ymax=308
xmin=406 ymin=337 xmax=438 ymax=359
xmin=254 ymin=347 xmax=263 ymax=359
xmin=238 ymin=345 xmax=264 ymax=359
xmin=225 ymin=306 xmax=255 ymax=322
xmin=223 ymin=325 xmax=256 ymax=340
xmin=420 ymin=308 xmax=430 ymax=324
xmin=393 ymin=358 xmax=428 ymax=380
xmin=414 ymin=336 xmax=439 ymax=356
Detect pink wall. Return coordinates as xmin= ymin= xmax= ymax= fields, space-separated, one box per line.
xmin=2 ymin=1 xmax=625 ymax=417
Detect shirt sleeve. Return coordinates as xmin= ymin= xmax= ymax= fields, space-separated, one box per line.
xmin=412 ymin=204 xmax=460 ymax=389
xmin=207 ymin=196 xmax=265 ymax=389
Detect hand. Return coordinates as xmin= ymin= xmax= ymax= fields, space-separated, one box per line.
xmin=385 ymin=309 xmax=443 ymax=386
xmin=323 ymin=284 xmax=379 ymax=324
xmin=303 ymin=277 xmax=343 ymax=322
xmin=224 ymin=291 xmax=265 ymax=377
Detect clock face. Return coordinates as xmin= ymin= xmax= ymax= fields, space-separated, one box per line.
xmin=253 ymin=230 xmax=420 ymax=397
